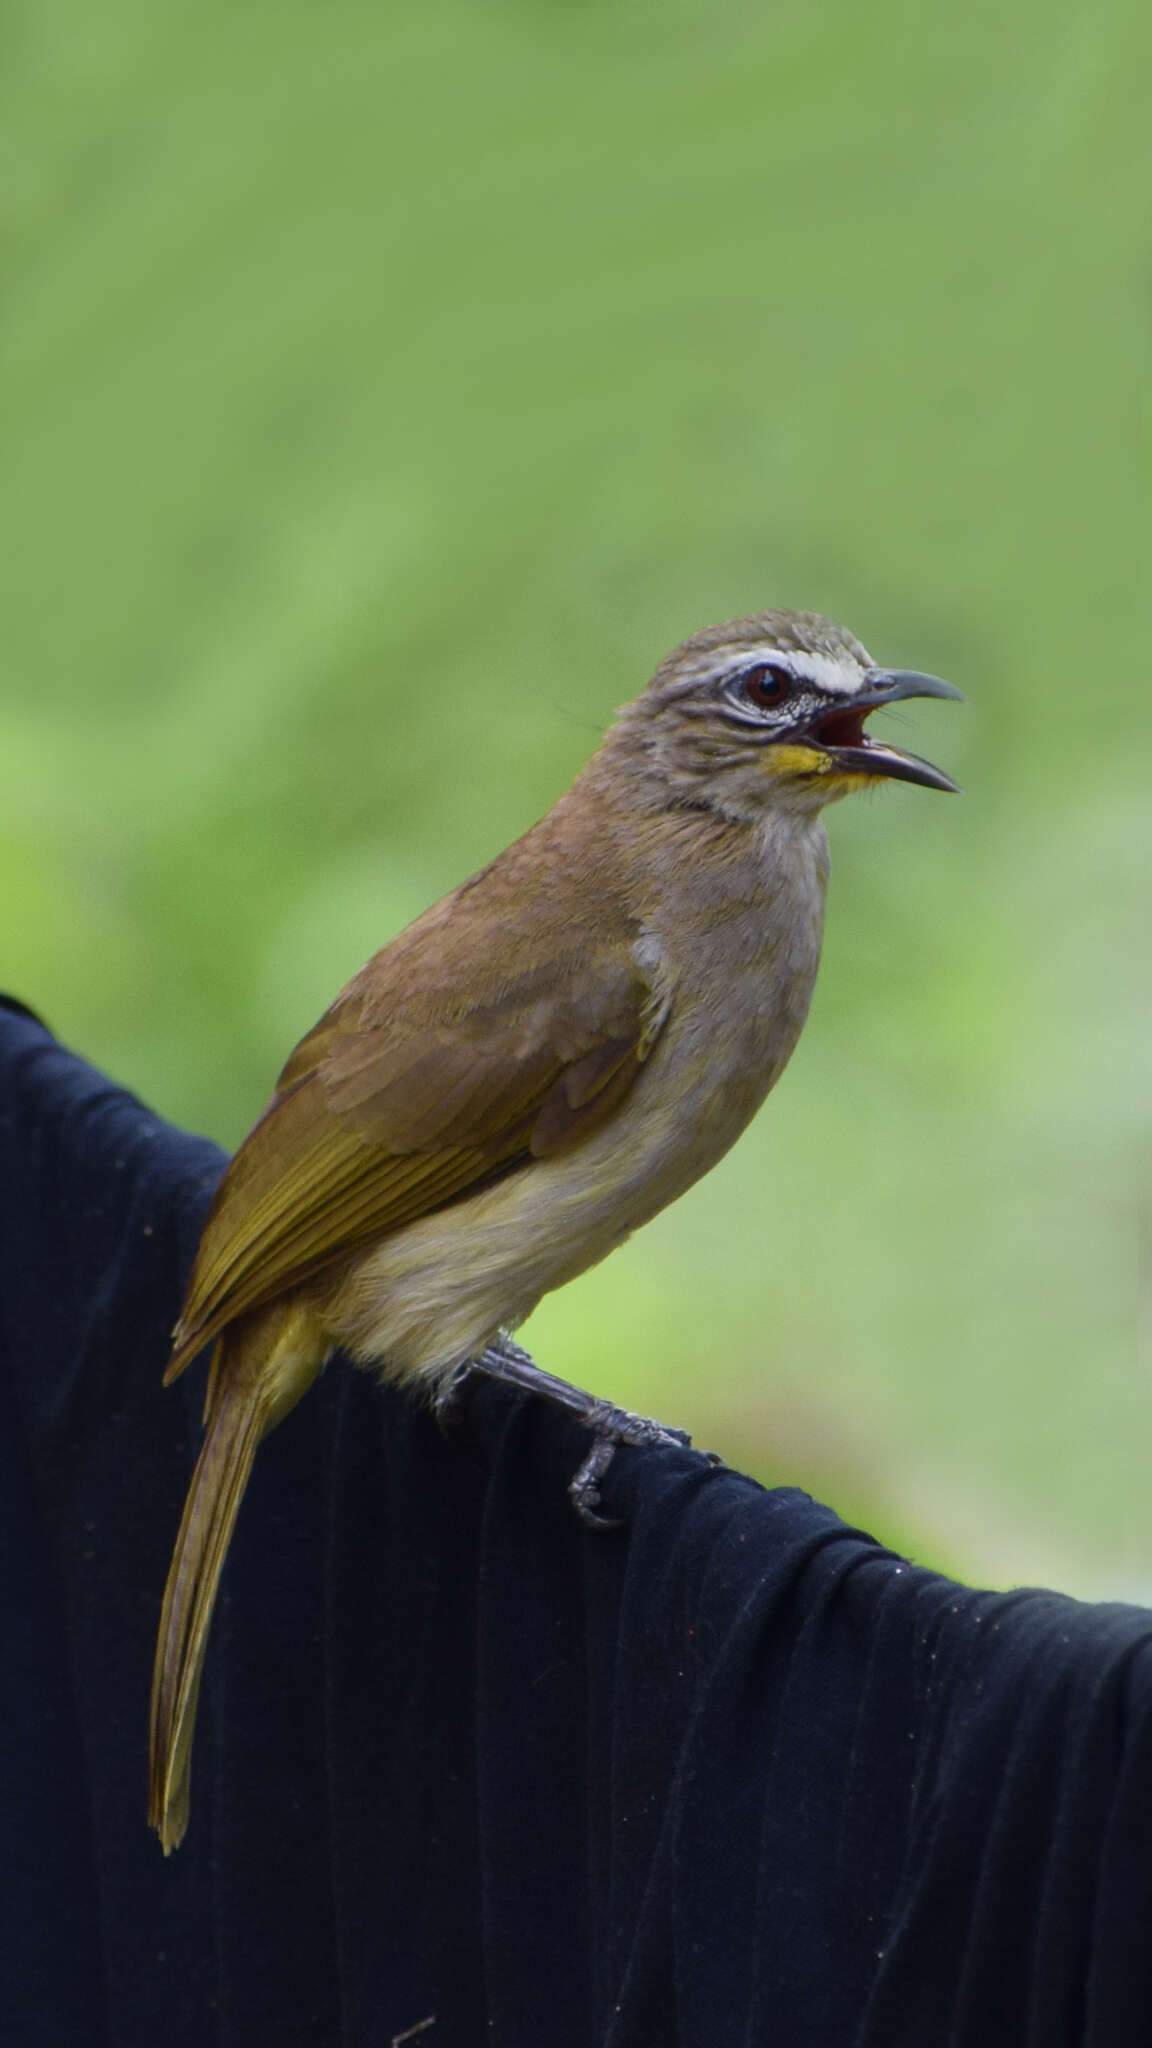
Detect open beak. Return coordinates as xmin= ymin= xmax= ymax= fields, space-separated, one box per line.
xmin=800 ymin=669 xmax=964 ymax=792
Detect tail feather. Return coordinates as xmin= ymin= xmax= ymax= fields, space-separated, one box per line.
xmin=148 ymin=1373 xmax=267 ymax=1851
xmin=149 ymin=1303 xmax=324 ymax=1852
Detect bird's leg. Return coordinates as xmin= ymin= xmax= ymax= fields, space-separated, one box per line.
xmin=433 ymin=1335 xmax=693 ymax=1531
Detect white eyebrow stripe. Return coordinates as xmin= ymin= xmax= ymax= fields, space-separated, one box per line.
xmin=732 ymin=650 xmax=867 ymax=696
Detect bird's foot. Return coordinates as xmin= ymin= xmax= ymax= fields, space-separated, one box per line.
xmin=442 ymin=1334 xmax=694 ymax=1530
xmin=566 ymin=1400 xmax=692 ymax=1530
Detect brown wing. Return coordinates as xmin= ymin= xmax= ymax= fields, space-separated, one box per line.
xmin=167 ymin=869 xmax=670 ymax=1377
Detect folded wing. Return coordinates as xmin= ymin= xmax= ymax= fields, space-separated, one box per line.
xmin=167 ymin=897 xmax=670 ymax=1378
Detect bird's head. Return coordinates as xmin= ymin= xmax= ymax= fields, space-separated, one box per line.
xmin=610 ymin=610 xmax=963 ymax=822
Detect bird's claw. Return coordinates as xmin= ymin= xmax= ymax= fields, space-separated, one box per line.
xmin=568 ymin=1399 xmax=693 ymax=1530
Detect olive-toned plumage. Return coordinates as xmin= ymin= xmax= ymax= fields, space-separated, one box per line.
xmin=150 ymin=609 xmax=962 ymax=1850
xmin=165 ymin=854 xmax=668 ymax=1378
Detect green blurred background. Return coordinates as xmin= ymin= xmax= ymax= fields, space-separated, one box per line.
xmin=2 ymin=0 xmax=1148 ymax=1596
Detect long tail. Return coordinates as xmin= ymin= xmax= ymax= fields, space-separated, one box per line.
xmin=148 ymin=1300 xmax=324 ymax=1853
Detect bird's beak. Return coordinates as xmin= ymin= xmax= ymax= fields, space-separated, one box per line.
xmin=798 ymin=669 xmax=965 ymax=793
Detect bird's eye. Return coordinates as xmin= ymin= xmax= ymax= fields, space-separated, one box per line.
xmin=740 ymin=663 xmax=792 ymax=711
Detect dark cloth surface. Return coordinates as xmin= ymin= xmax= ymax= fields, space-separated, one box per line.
xmin=3 ymin=996 xmax=1152 ymax=2048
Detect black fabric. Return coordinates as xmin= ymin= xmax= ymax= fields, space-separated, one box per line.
xmin=3 ymin=1002 xmax=1152 ymax=2048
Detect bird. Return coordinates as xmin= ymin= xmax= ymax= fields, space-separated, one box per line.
xmin=149 ymin=607 xmax=962 ymax=1851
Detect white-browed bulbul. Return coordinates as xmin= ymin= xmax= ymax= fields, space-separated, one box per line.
xmin=149 ymin=607 xmax=962 ymax=1850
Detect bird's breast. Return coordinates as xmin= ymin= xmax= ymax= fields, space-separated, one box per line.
xmin=326 ymin=820 xmax=829 ymax=1383
xmin=631 ymin=860 xmax=826 ymax=1196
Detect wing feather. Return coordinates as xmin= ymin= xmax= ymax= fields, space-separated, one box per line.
xmin=168 ymin=884 xmax=672 ymax=1377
